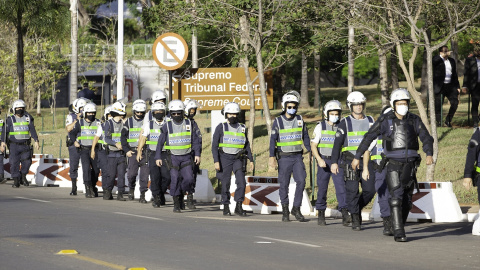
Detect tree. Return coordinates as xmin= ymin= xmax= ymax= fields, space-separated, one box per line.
xmin=0 ymin=0 xmax=69 ymax=100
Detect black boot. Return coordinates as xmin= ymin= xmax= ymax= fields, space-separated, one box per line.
xmin=85 ymin=186 xmax=93 ymax=198
xmin=383 ymin=216 xmax=393 ymax=236
xmin=282 ymin=204 xmax=290 ymax=222
xmin=12 ymin=177 xmax=20 ymax=188
xmin=234 ymin=201 xmax=247 ymax=216
xmin=128 ymin=189 xmax=135 ymax=201
xmin=179 ymin=195 xmax=185 ymax=210
xmin=291 ymin=206 xmax=307 ymax=222
xmin=223 ymin=204 xmax=231 ymax=216
xmin=173 ymin=196 xmax=181 ymax=213
xmin=390 ymin=198 xmax=407 ymax=242
xmin=21 ymin=174 xmax=29 ymax=187
xmin=70 ymin=178 xmax=77 ymax=196
xmin=341 ymin=208 xmax=351 ymax=226
xmin=139 ymin=192 xmax=147 ymax=204
xmin=117 ymin=192 xmax=126 ymax=201
xmin=103 ymin=189 xmax=113 ymax=200
xmin=0 ymin=174 xmax=6 ymax=184
xmin=351 ymin=213 xmax=361 ymax=231
xmin=152 ymin=195 xmax=161 ymax=208
xmin=186 ymin=194 xmax=196 ymax=209
xmin=159 ymin=193 xmax=166 ymax=206
xmin=317 ymin=210 xmax=326 ymax=226
xmin=92 ymin=185 xmax=98 ymax=197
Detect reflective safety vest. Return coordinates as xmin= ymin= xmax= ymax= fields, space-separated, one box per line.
xmin=165 ymin=119 xmax=191 ymax=155
xmin=275 ymin=115 xmax=304 ymax=153
xmin=9 ymin=115 xmax=31 ymax=141
xmin=146 ymin=119 xmax=164 ymax=151
xmin=370 ymin=136 xmax=383 ymax=165
xmin=219 ymin=122 xmax=246 ymax=155
xmin=317 ymin=120 xmax=337 ymax=157
xmin=107 ymin=119 xmax=123 ymax=152
xmin=126 ymin=117 xmax=143 ymax=148
xmin=77 ymin=119 xmax=100 ymax=146
xmin=342 ymin=115 xmax=374 ymax=156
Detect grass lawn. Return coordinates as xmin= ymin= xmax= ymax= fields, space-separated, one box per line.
xmin=19 ymin=81 xmax=479 ymax=207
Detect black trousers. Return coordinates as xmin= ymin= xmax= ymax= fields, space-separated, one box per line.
xmin=471 ymin=84 xmax=480 ymax=125
xmin=435 ymin=83 xmax=458 ymax=123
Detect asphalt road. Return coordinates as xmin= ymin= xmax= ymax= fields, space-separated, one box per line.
xmin=0 ymin=185 xmax=479 ymax=270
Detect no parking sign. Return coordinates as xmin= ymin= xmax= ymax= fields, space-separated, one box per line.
xmin=152 ymin=32 xmax=189 ymax=70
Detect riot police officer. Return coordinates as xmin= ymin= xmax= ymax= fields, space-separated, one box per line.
xmin=311 ymin=100 xmax=350 ymax=226
xmin=463 ymin=123 xmax=480 ymax=207
xmin=146 ymin=90 xmax=168 ymax=121
xmin=66 ymin=98 xmax=88 ymax=195
xmin=121 ymin=99 xmax=149 ymax=203
xmin=2 ymin=100 xmax=40 ymax=187
xmin=212 ymin=102 xmax=254 ymax=216
xmin=0 ymin=110 xmax=5 ymax=184
xmin=137 ymin=102 xmax=170 ymax=208
xmin=330 ymin=91 xmax=376 ymax=231
xmin=155 ymin=100 xmax=202 ymax=213
xmin=70 ymin=103 xmax=101 ymax=198
xmin=91 ymin=106 xmax=112 ymax=194
xmin=103 ymin=101 xmax=128 ymax=201
xmin=352 ymin=88 xmax=434 ymax=242
xmin=269 ymin=91 xmax=311 ymax=222
xmin=183 ymin=99 xmax=202 ymax=209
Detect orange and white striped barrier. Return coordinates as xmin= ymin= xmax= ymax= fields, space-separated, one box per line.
xmin=3 ymin=153 xmax=44 ymax=183
xmin=221 ymin=176 xmax=313 ymax=215
xmin=370 ymin=182 xmax=463 ymax=223
xmin=35 ymin=158 xmax=83 ymax=187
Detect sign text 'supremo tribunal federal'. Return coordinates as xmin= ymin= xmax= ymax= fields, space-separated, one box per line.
xmin=172 ymin=67 xmax=273 ymax=110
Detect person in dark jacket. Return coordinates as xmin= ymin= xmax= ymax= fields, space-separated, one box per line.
xmin=433 ymin=46 xmax=461 ymax=127
xmin=462 ymin=46 xmax=480 ymax=127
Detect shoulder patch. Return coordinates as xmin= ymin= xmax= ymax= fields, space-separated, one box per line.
xmin=298 ymin=120 xmax=303 ymax=127
xmin=186 ymin=124 xmax=191 ymax=131
xmin=271 ymin=129 xmax=276 ymax=135
xmin=0 ymin=119 xmax=3 ymax=124
xmin=242 ymin=127 xmax=245 ymax=133
xmin=25 ymin=116 xmax=30 ymax=122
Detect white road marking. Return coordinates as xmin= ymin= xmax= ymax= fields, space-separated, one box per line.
xmin=186 ymin=216 xmax=277 ymax=222
xmin=15 ymin=197 xmax=50 ymax=203
xmin=256 ymin=236 xmax=322 ymax=248
xmin=255 ymin=241 xmax=272 ymax=244
xmin=114 ymin=212 xmax=163 ymax=220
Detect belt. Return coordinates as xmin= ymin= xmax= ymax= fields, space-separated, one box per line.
xmin=278 ymin=151 xmax=302 ymax=157
xmin=11 ymin=141 xmax=30 ymax=145
xmin=321 ymin=155 xmax=331 ymax=160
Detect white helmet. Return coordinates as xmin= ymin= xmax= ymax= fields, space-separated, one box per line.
xmin=151 ymin=102 xmax=166 ymax=112
xmin=12 ymin=99 xmax=26 ymax=110
xmin=111 ymin=101 xmax=126 ymax=115
xmin=104 ymin=105 xmax=112 ymax=119
xmin=132 ymin=99 xmax=147 ymax=112
xmin=281 ymin=90 xmax=300 ymax=111
xmin=390 ymin=88 xmax=410 ymax=108
xmin=83 ymin=103 xmax=97 ymax=117
xmin=222 ymin=102 xmax=241 ymax=115
xmin=168 ymin=99 xmax=185 ymax=112
xmin=346 ymin=91 xmax=367 ymax=110
xmin=151 ymin=90 xmax=167 ymax=104
xmin=323 ymin=100 xmax=342 ymax=119
xmin=184 ymin=99 xmax=201 ymax=116
xmin=72 ymin=98 xmax=88 ymax=113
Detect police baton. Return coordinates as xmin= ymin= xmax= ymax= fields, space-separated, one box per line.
xmin=308 ymin=151 xmax=313 ymax=202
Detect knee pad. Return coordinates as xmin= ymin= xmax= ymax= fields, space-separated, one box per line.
xmin=387 ymin=171 xmax=401 ymax=191
xmin=389 ymin=197 xmax=402 ymax=207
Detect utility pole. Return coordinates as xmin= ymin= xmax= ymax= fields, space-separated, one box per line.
xmin=69 ymin=0 xmax=78 ymax=104
xmin=117 ymin=0 xmax=124 ymax=100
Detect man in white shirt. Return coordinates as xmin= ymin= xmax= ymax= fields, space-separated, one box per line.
xmin=433 ymin=45 xmax=461 ymax=127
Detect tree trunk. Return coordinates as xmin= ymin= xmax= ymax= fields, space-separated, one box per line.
xmin=255 ymin=40 xmax=272 ymax=134
xmin=239 ymin=15 xmax=255 ymax=153
xmin=76 ymin=0 xmax=89 ymax=27
xmin=313 ymin=50 xmax=321 ymax=108
xmin=299 ymin=52 xmax=309 ymax=108
xmin=390 ymin=47 xmax=399 ymax=90
xmin=450 ymin=35 xmax=460 ymax=75
xmin=348 ymin=24 xmax=355 ymax=94
xmin=426 ymin=48 xmax=438 ymax=182
xmin=36 ymin=87 xmax=41 ymax=116
xmin=16 ymin=8 xmax=24 ymax=100
xmin=420 ymin=47 xmax=428 ymax=98
xmin=70 ymin=0 xmax=78 ymax=104
xmin=378 ymin=48 xmax=388 ymax=108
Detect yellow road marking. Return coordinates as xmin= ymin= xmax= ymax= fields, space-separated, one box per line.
xmin=56 ymin=250 xmax=78 ymax=255
xmin=3 ymin=237 xmax=34 ymax=246
xmin=63 ymin=254 xmax=126 ymax=270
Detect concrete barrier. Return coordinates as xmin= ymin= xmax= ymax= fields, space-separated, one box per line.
xmin=370 ymin=182 xmax=463 ymax=223
xmin=220 ymin=176 xmax=313 ymax=215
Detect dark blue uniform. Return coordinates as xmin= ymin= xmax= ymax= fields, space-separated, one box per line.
xmin=354 ymin=110 xmax=433 ymax=241
xmin=331 ymin=115 xmax=376 ymax=221
xmin=4 ymin=113 xmax=39 ymax=187
xmin=464 ymin=128 xmax=480 ymax=204
xmin=103 ymin=118 xmax=127 ymax=199
xmin=66 ymin=112 xmax=81 ymax=194
xmin=270 ymin=114 xmax=311 ymax=222
xmin=212 ymin=122 xmax=253 ymax=206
